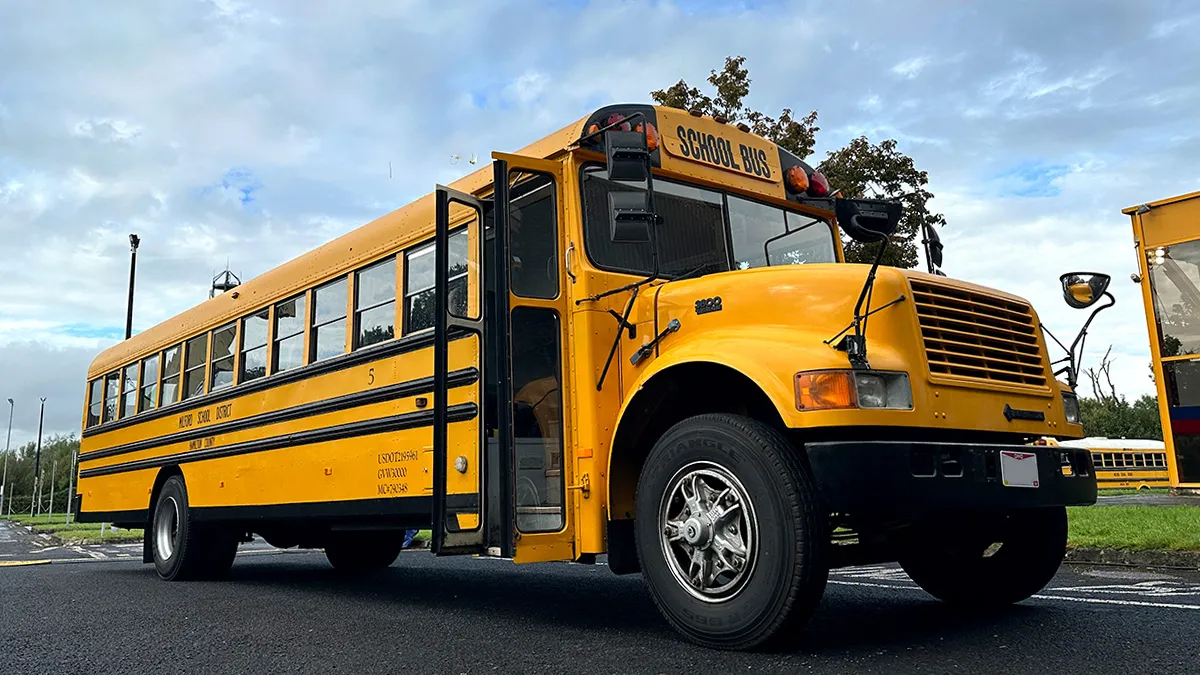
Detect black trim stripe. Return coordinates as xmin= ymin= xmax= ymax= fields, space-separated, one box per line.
xmin=80 ymin=367 xmax=478 ymax=463
xmin=83 ymin=328 xmax=467 ymax=439
xmin=191 ymin=496 xmax=433 ymax=524
xmin=75 ymin=508 xmax=147 ymax=525
xmin=79 ymin=402 xmax=478 ymax=479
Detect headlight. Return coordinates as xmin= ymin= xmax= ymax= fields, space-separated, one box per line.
xmin=795 ymin=370 xmax=912 ymax=411
xmin=1062 ymin=392 xmax=1080 ymax=424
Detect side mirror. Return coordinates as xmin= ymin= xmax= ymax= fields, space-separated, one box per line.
xmin=1060 ymin=272 xmax=1111 ymax=309
xmin=925 ymin=224 xmax=943 ymax=269
xmin=605 ymin=130 xmax=650 ymax=183
xmin=836 ymin=197 xmax=902 ymax=243
xmin=609 ymin=191 xmax=652 ymax=243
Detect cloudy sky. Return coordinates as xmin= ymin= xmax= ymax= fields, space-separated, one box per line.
xmin=1 ymin=0 xmax=1197 ymax=446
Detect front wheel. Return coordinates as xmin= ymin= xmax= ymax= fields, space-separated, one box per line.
xmin=634 ymin=413 xmax=828 ymax=651
xmin=899 ymin=506 xmax=1067 ymax=608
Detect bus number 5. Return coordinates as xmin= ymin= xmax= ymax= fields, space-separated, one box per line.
xmin=368 ymin=367 xmax=375 ymax=386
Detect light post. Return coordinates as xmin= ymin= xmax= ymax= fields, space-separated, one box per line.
xmin=1 ymin=398 xmax=11 ymax=515
xmin=126 ymin=234 xmax=140 ymax=340
xmin=33 ymin=397 xmax=45 ymax=517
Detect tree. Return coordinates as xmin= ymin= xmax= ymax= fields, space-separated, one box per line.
xmin=1078 ymin=347 xmax=1163 ymax=440
xmin=651 ymin=56 xmax=946 ymax=268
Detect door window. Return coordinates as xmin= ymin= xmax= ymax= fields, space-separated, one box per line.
xmin=511 ymin=307 xmax=565 ymax=533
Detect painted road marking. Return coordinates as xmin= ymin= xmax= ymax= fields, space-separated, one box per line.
xmin=827 ymin=579 xmax=1200 ymax=611
xmin=0 ymin=560 xmax=51 ymax=567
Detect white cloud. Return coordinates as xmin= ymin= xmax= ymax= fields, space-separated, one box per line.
xmin=891 ymin=55 xmax=932 ymax=79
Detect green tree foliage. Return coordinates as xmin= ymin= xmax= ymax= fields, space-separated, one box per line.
xmin=651 ymin=56 xmax=946 ymax=268
xmin=0 ymin=434 xmax=80 ymax=515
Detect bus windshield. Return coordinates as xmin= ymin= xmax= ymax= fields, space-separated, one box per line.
xmin=581 ymin=167 xmax=837 ymax=278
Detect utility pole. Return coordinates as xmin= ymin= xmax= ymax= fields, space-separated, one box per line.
xmin=126 ymin=234 xmax=140 ymax=340
xmin=33 ymin=397 xmax=45 ymax=517
xmin=64 ymin=448 xmax=77 ymax=524
xmin=1 ymin=398 xmax=11 ymax=514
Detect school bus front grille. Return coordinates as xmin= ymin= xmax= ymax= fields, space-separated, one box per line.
xmin=910 ymin=280 xmax=1047 ymax=388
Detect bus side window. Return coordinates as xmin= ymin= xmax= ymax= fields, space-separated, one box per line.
xmin=182 ymin=334 xmax=208 ymax=401
xmin=312 ymin=278 xmax=348 ymax=362
xmin=139 ymin=353 xmax=160 ymax=413
xmin=161 ymin=344 xmax=182 ymax=406
xmin=210 ymin=323 xmax=237 ymax=390
xmin=102 ymin=371 xmax=120 ymax=423
xmin=274 ymin=295 xmax=306 ymax=372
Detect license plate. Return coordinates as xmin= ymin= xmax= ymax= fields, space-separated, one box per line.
xmin=1000 ymin=450 xmax=1040 ymax=488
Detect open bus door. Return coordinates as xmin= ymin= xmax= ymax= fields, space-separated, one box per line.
xmin=432 ymin=157 xmax=578 ymax=562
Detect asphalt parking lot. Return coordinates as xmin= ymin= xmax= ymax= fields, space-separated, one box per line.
xmin=2 ymin=522 xmax=1199 ymax=675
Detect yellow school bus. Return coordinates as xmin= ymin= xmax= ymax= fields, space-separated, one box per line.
xmin=1053 ymin=438 xmax=1170 ymax=490
xmin=77 ymin=104 xmax=1101 ymax=650
xmin=1127 ymin=190 xmax=1200 ymax=491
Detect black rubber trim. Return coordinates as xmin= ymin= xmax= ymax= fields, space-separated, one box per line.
xmin=79 ymin=367 xmax=478 ymax=463
xmin=79 ymin=402 xmax=478 ymax=479
xmin=83 ymin=328 xmax=468 ymax=439
xmin=445 ymin=493 xmax=480 ymax=511
xmin=190 ymin=496 xmax=433 ymax=523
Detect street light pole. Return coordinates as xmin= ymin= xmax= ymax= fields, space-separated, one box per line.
xmin=33 ymin=397 xmax=45 ymax=517
xmin=126 ymin=233 xmax=140 ymax=340
xmin=1 ymin=398 xmax=11 ymax=515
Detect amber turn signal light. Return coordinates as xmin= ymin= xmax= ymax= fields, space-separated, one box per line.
xmin=795 ymin=371 xmax=857 ymax=411
xmin=785 ymin=165 xmax=810 ymax=194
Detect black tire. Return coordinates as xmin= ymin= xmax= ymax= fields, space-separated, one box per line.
xmin=634 ymin=413 xmax=828 ymax=651
xmin=899 ymin=506 xmax=1067 ymax=608
xmin=324 ymin=532 xmax=403 ymax=573
xmin=150 ymin=475 xmax=239 ymax=581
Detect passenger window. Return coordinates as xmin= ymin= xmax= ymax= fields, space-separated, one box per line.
xmin=183 ymin=334 xmax=208 ymax=400
xmin=509 ymin=174 xmax=558 ymax=299
xmin=511 ymin=307 xmax=565 ymax=533
xmin=161 ymin=345 xmax=182 ymax=406
xmin=312 ymin=278 xmax=348 ymax=362
xmin=274 ymin=295 xmax=306 ymax=372
xmin=210 ymin=323 xmax=236 ymax=390
xmin=120 ymin=364 xmax=138 ymax=419
xmin=241 ymin=309 xmax=269 ymax=382
xmin=404 ymin=230 xmax=468 ymax=333
xmin=140 ymin=354 xmax=160 ymax=413
xmin=355 ymin=257 xmax=396 ymax=349
xmin=102 ymin=372 xmax=120 ymax=423
xmin=87 ymin=379 xmax=102 ymax=427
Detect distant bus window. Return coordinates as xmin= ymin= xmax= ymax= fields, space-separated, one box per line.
xmin=139 ymin=354 xmax=159 ymax=413
xmin=313 ymin=279 xmax=348 ymax=362
xmin=87 ymin=379 xmax=102 ymax=427
xmin=210 ymin=323 xmax=236 ymax=391
xmin=274 ymin=295 xmax=306 ymax=372
xmin=161 ymin=345 xmax=182 ymax=406
xmin=102 ymin=372 xmax=119 ymax=423
xmin=241 ymin=309 xmax=269 ymax=382
xmin=183 ymin=334 xmax=208 ymax=400
xmin=355 ymin=257 xmax=396 ymax=349
xmin=120 ymin=364 xmax=138 ymax=419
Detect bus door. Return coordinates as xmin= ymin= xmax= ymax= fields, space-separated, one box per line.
xmin=492 ymin=153 xmax=577 ymax=563
xmin=432 ymin=186 xmax=487 ymax=554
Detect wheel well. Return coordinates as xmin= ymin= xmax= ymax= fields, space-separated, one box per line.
xmin=147 ymin=466 xmax=183 ymax=523
xmin=608 ymin=362 xmax=785 ymax=521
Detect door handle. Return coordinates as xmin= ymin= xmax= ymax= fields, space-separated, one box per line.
xmin=565 ymin=242 xmax=577 ymax=284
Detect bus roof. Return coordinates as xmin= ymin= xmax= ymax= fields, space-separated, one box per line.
xmin=1122 ymin=189 xmax=1200 ymax=214
xmin=1056 ymin=437 xmax=1166 ymax=450
xmin=87 ymin=104 xmax=811 ymax=379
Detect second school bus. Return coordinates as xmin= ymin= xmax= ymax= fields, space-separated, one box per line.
xmin=76 ymin=104 xmax=1100 ymax=650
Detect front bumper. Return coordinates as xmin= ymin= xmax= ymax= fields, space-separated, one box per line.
xmin=805 ymin=441 xmax=1096 ymax=515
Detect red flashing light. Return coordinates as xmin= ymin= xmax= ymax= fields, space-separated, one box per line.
xmin=604 ymin=113 xmax=632 ymax=132
xmin=808 ymin=171 xmax=831 ymax=197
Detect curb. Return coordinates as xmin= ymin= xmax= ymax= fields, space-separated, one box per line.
xmin=1066 ymin=547 xmax=1200 ymax=570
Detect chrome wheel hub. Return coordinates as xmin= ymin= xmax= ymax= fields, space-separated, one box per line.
xmin=155 ymin=496 xmax=180 ymax=561
xmin=659 ymin=461 xmax=758 ymax=602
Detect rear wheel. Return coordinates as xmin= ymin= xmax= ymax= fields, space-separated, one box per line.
xmin=634 ymin=413 xmax=828 ymax=651
xmin=324 ymin=532 xmax=404 ymax=573
xmin=151 ymin=475 xmax=238 ymax=580
xmin=899 ymin=506 xmax=1067 ymax=608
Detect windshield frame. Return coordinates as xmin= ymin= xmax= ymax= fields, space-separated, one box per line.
xmin=576 ymin=161 xmax=839 ymax=280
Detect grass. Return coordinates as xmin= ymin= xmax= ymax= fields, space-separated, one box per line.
xmin=1097 ymin=488 xmax=1171 ymax=496
xmin=1068 ymin=505 xmax=1200 ymax=552
xmin=3 ymin=513 xmax=143 ymax=544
